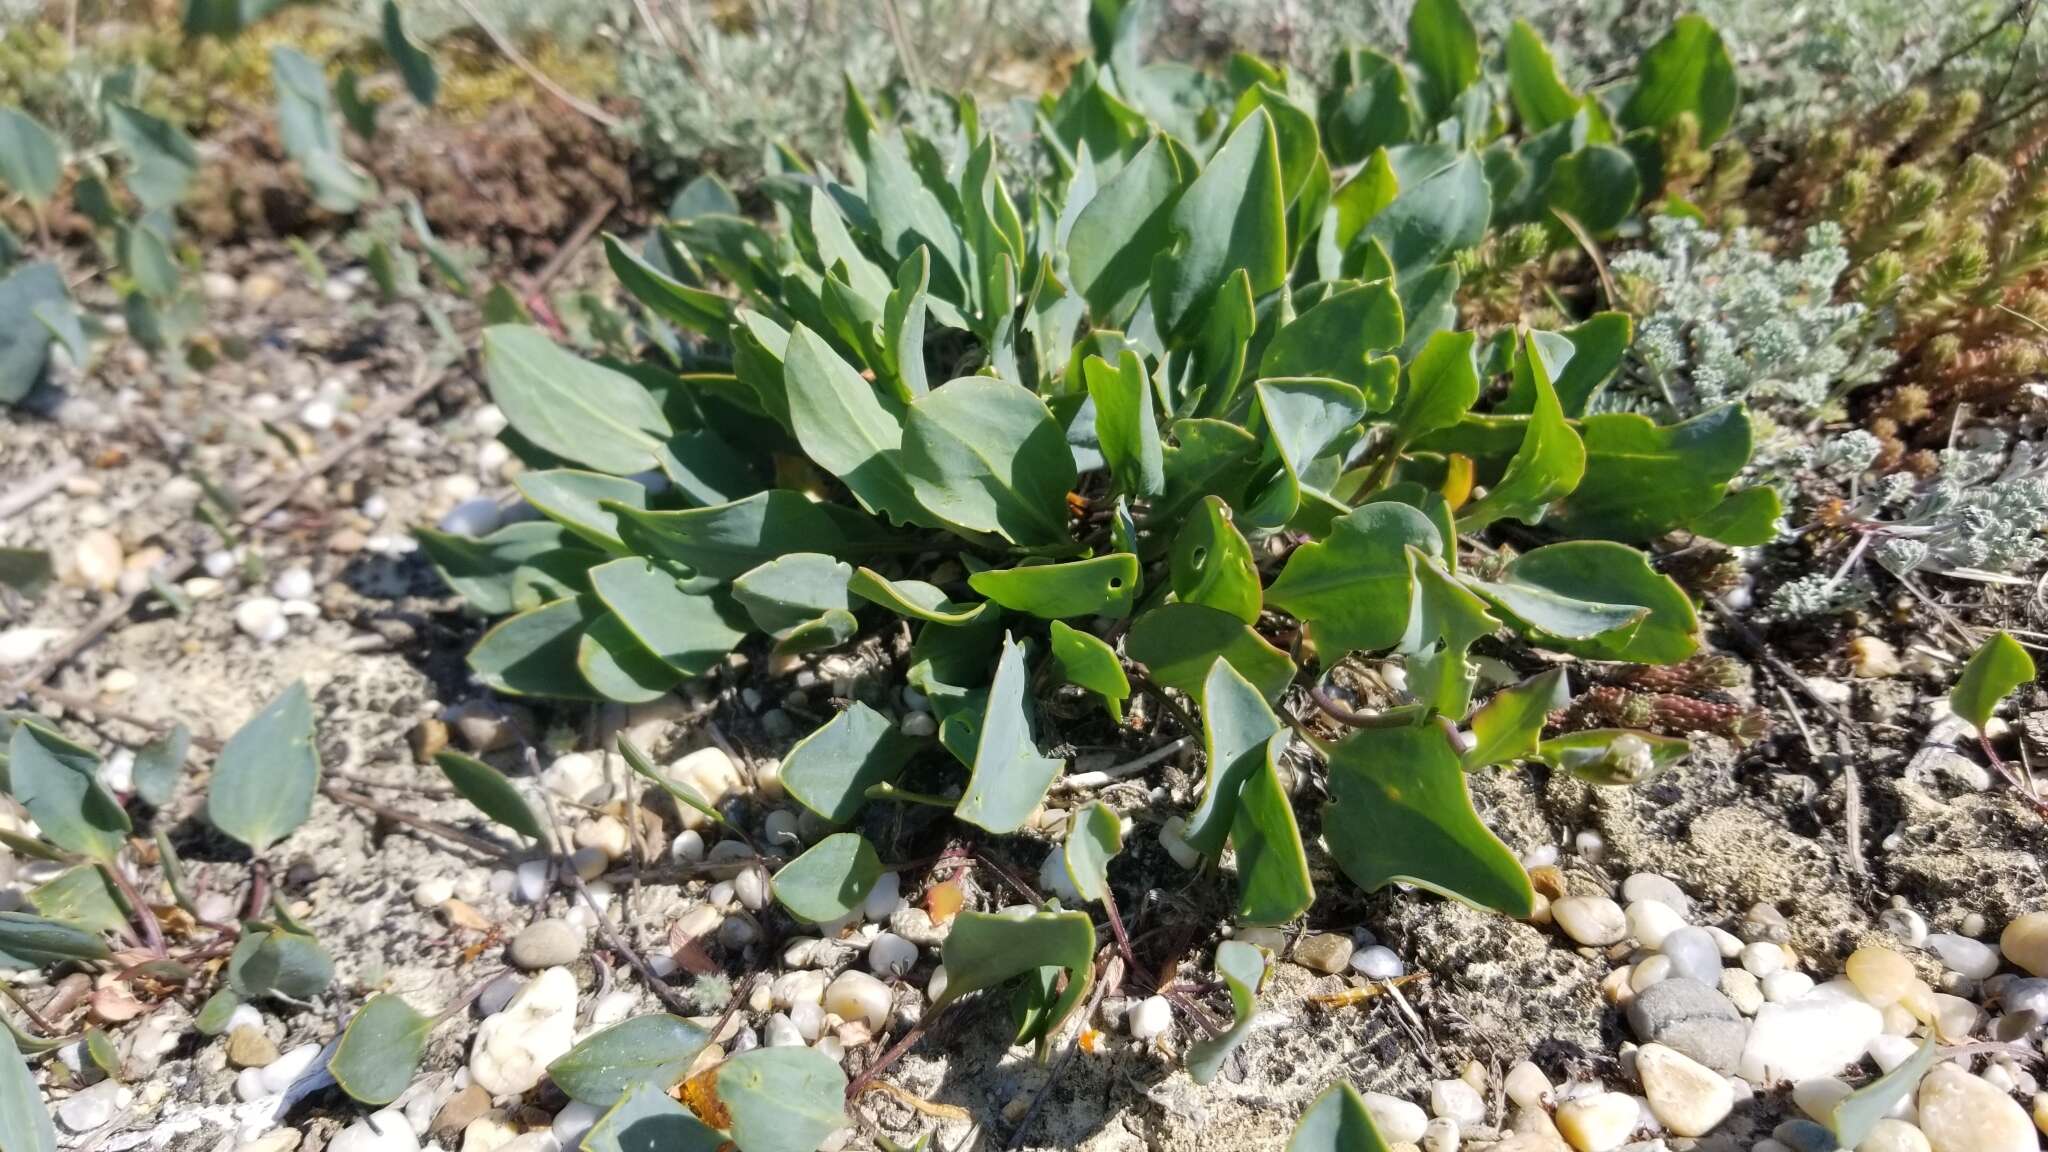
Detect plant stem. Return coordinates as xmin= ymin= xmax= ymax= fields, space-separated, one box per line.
xmin=321 ymin=786 xmax=507 ymax=856
xmin=99 ymin=858 xmax=165 ymax=956
xmin=0 ymin=982 xmax=60 ymax=1035
xmin=1307 ymin=684 xmax=1418 ymax=728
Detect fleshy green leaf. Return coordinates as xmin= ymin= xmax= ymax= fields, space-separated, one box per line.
xmin=610 ymin=491 xmax=866 ymax=581
xmin=7 ymin=723 xmax=128 ymax=863
xmin=483 ymin=325 xmax=671 ymax=475
xmin=1048 ymin=621 xmax=1130 ymax=723
xmin=131 ymin=722 xmax=189 ymax=810
xmin=1232 ymin=755 xmax=1313 ymax=925
xmin=0 ymin=549 xmax=53 ymax=596
xmin=206 ymin=682 xmax=320 ymax=855
xmin=1085 ymin=351 xmax=1165 ymax=499
xmin=1462 ymin=668 xmax=1567 ymax=768
xmin=932 ymin=908 xmax=1095 ymax=1037
xmin=0 ymin=910 xmax=111 ymax=966
xmin=957 ymin=634 xmax=1064 ymax=834
xmin=782 ymin=326 xmax=927 ymax=528
xmin=1407 ymin=0 xmax=1481 ymax=118
xmin=1265 ymin=503 xmax=1442 ymax=656
xmin=1151 ymin=108 xmax=1287 ymax=339
xmin=434 ymin=752 xmax=544 ymax=842
xmin=1258 ymin=281 xmax=1404 ymax=404
xmin=271 ymin=47 xmax=376 ymax=212
xmin=590 ymin=558 xmax=748 ymax=676
xmin=1321 ymin=53 xmax=1419 ymax=167
xmin=1828 ymin=1037 xmax=1935 ymax=1149
xmin=0 ymin=109 xmax=60 ymax=206
xmin=548 ymin=1014 xmax=710 ymax=1107
xmin=1170 ymin=495 xmax=1260 ymax=624
xmin=606 ymin=235 xmax=732 ymax=336
xmin=1127 ymin=603 xmax=1295 ymax=704
xmin=1062 ymin=800 xmax=1123 ymax=903
xmin=228 ymin=927 xmax=335 ymax=1001
xmin=969 ymin=555 xmax=1138 ymax=620
xmin=1470 ymin=541 xmax=1697 ymax=664
xmin=1555 ymin=406 xmax=1752 ymax=542
xmin=1068 ymin=135 xmax=1184 ymax=323
xmin=712 ymin=1047 xmax=849 ymax=1152
xmin=772 ymin=833 xmax=882 ymax=923
xmin=1537 ymin=729 xmax=1688 ymax=785
xmin=848 ymin=569 xmax=985 ymax=625
xmin=468 ymin=596 xmax=603 ymax=699
xmin=902 ymin=375 xmax=1075 ymax=546
xmin=330 ymin=994 xmax=434 ymax=1106
xmin=1287 ymin=1081 xmax=1392 ymax=1152
xmin=0 ymin=1024 xmax=57 ymax=1152
xmin=29 ymin=867 xmax=127 ymax=934
xmin=781 ymin=703 xmax=920 ymax=824
xmin=380 ymin=0 xmax=438 ymax=106
xmin=1687 ymin=485 xmax=1781 ymax=547
xmin=1361 ymin=151 xmax=1489 ymax=283
xmin=1186 ymin=940 xmax=1265 ymax=1084
xmin=515 ymin=470 xmax=648 ymax=553
xmin=105 ymin=104 xmax=198 ymax=213
xmin=0 ymin=264 xmax=68 ymax=405
xmin=1505 ymin=22 xmax=1579 ymax=133
xmin=732 ymin=553 xmax=856 ymax=655
xmin=417 ymin=522 xmax=595 ymax=616
xmin=583 ymin=1082 xmax=726 ymax=1152
xmin=1390 ymin=329 xmax=1479 ymax=450
xmin=1620 ymin=15 xmax=1739 ymax=144
xmin=1458 ymin=332 xmax=1585 ymax=530
xmin=1544 ymin=145 xmax=1641 ymax=238
xmin=1323 ymin=723 xmax=1534 ymax=916
xmin=1186 ymin=658 xmax=1284 ymax=857
xmin=1248 ymin=376 xmax=1371 ymax=530
xmin=1951 ymin=631 xmax=2036 ymax=734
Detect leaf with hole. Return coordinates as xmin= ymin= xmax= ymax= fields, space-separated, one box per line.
xmin=780 ymin=703 xmax=920 ymax=825
xmin=1265 ymin=502 xmax=1442 ymax=657
xmin=1324 ymin=723 xmax=1534 ymax=916
xmin=549 ymin=1014 xmax=711 ymax=1107
xmin=969 ymin=555 xmax=1138 ymax=620
xmin=1186 ymin=939 xmax=1265 ymax=1084
xmin=330 ymin=993 xmax=434 ymax=1106
xmin=1951 ymin=630 xmax=2035 ymax=735
xmin=1127 ymin=603 xmax=1295 ymax=704
xmin=957 ymin=634 xmax=1065 ymax=833
xmin=772 ymin=833 xmax=882 ymax=923
xmin=434 ymin=752 xmax=544 ymax=842
xmin=1170 ymin=496 xmax=1260 ymax=624
xmin=7 ymin=722 xmax=128 ymax=862
xmin=1062 ymin=800 xmax=1122 ymax=903
xmin=483 ymin=325 xmax=672 ymax=476
xmin=1048 ymin=621 xmax=1129 ymax=723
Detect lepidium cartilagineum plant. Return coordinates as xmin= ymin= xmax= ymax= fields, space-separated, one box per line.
xmin=397 ymin=0 xmax=1769 ymax=1139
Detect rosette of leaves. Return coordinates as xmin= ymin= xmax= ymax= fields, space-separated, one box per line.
xmin=430 ymin=0 xmax=1745 ymax=937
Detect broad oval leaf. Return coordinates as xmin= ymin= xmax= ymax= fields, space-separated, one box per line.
xmin=330 ymin=993 xmax=434 ymax=1106
xmin=1620 ymin=15 xmax=1739 ymax=145
xmin=1084 ymin=351 xmax=1166 ymax=500
xmin=417 ymin=522 xmax=598 ymax=617
xmin=0 ymin=109 xmax=61 ymax=207
xmin=1407 ymin=0 xmax=1481 ymax=118
xmin=605 ymin=235 xmax=732 ymax=336
xmin=228 ymin=927 xmax=335 ymax=1001
xmin=1152 ymin=108 xmax=1287 ymax=339
xmin=711 ymin=1047 xmax=848 ymax=1152
xmin=1472 ymin=541 xmax=1698 ymax=664
xmin=968 ymin=555 xmax=1139 ymax=620
xmin=584 ymin=1082 xmax=726 ymax=1152
xmin=847 ymin=568 xmax=984 ymax=625
xmin=1687 ymin=484 xmax=1781 ymax=547
xmin=548 ymin=1014 xmax=710 ymax=1107
xmin=1186 ymin=939 xmax=1265 ymax=1085
xmin=380 ymin=0 xmax=438 ymax=106
xmin=590 ymin=558 xmax=749 ymax=676
xmin=780 ymin=703 xmax=920 ymax=825
xmin=771 ymin=833 xmax=882 ymax=924
xmin=1287 ymin=1081 xmax=1392 ymax=1152
xmin=0 ymin=1025 xmax=57 ymax=1152
xmin=207 ymin=682 xmax=320 ymax=855
xmin=1185 ymin=658 xmax=1284 ymax=857
xmin=1048 ymin=621 xmax=1130 ymax=723
xmin=611 ymin=490 xmax=866 ymax=581
xmin=956 ymin=634 xmax=1064 ymax=834
xmin=1232 ymin=751 xmax=1313 ymax=925
xmin=782 ymin=326 xmax=927 ymax=528
xmin=932 ymin=908 xmax=1096 ymax=1038
xmin=1061 ymin=800 xmax=1122 ymax=903
xmin=29 ymin=867 xmax=127 ymax=934
xmin=482 ymin=325 xmax=671 ymax=476
xmin=1459 ymin=333 xmax=1584 ymax=530
xmin=1952 ymin=631 xmax=2036 ymax=734
xmin=1068 ymin=135 xmax=1185 ymax=323
xmin=1127 ymin=603 xmax=1295 ymax=704
xmin=1361 ymin=151 xmax=1489 ymax=283
xmin=515 ymin=470 xmax=650 ymax=553
xmin=105 ymin=104 xmax=198 ymax=213
xmin=468 ymin=596 xmax=603 ymax=700
xmin=131 ymin=722 xmax=190 ymax=810
xmin=732 ymin=553 xmax=856 ymax=654
xmin=1323 ymin=723 xmax=1534 ymax=916
xmin=7 ymin=723 xmax=128 ymax=862
xmin=578 ymin=611 xmax=684 ymax=704
xmin=1171 ymin=496 xmax=1260 ymax=624
xmin=1265 ymin=503 xmax=1442 ymax=656
xmin=434 ymin=751 xmax=544 ymax=842
xmin=902 ymin=375 xmax=1075 ymax=547
xmin=1506 ymin=21 xmax=1579 ymax=133
xmin=1555 ymin=405 xmax=1751 ymax=542
xmin=1259 ymin=281 xmax=1404 ymax=403
xmin=1545 ymin=144 xmax=1640 ymax=238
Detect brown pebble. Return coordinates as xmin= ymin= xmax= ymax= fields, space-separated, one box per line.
xmin=410 ymin=718 xmax=450 ymax=764
xmin=226 ymin=1026 xmax=280 ymax=1069
xmin=1527 ymin=866 xmax=1567 ymax=901
xmin=432 ymin=1083 xmax=492 ymax=1137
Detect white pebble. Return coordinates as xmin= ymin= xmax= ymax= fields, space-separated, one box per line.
xmin=514 ymin=859 xmax=552 ymax=904
xmin=1927 ymin=932 xmax=2001 ymax=980
xmin=1627 ymin=900 xmax=1687 ymax=950
xmin=327 ymin=1111 xmax=419 ymax=1152
xmin=1573 ymin=830 xmax=1605 ymax=863
xmin=1351 ymin=945 xmax=1405 ymax=980
xmin=1430 ymin=1078 xmax=1486 ymax=1127
xmin=869 ymin=932 xmax=917 ymax=979
xmin=259 ymin=1043 xmax=326 ymax=1094
xmin=764 ymin=1013 xmax=804 ymax=1047
xmin=824 ymin=970 xmax=891 ymax=1031
xmin=1740 ymin=942 xmax=1785 ymax=978
xmin=550 ymin=1102 xmax=601 ymax=1148
xmin=234 ymin=597 xmax=289 ymax=643
xmin=863 ymin=872 xmax=902 ymax=922
xmin=671 ymin=830 xmax=705 ymax=863
xmin=1158 ymin=816 xmax=1201 ymax=870
xmin=1128 ymin=995 xmax=1172 ymax=1041
xmin=733 ymin=866 xmax=770 ymax=912
xmin=1762 ymin=971 xmax=1814 ymax=1002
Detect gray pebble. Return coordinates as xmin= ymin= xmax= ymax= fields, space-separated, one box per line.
xmin=507 ymin=919 xmax=583 ymax=970
xmin=1660 ymin=926 xmax=1723 ymax=986
xmin=1736 ymin=902 xmax=1790 ymax=944
xmin=1771 ymin=1118 xmax=1838 ymax=1152
xmin=1626 ymin=977 xmax=1749 ymax=1073
xmin=2003 ymin=978 xmax=2048 ymax=1019
xmin=476 ymin=973 xmax=525 ymax=1016
xmin=762 ymin=709 xmax=797 ymax=739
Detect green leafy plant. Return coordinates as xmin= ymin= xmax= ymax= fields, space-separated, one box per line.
xmin=409 ymin=0 xmax=1752 ymax=1091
